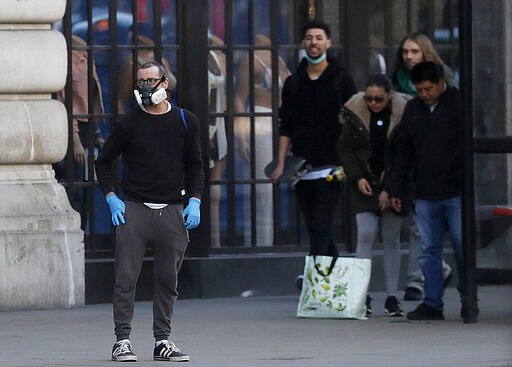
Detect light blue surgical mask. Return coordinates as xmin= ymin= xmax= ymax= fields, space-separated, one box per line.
xmin=304 ymin=52 xmax=327 ymax=65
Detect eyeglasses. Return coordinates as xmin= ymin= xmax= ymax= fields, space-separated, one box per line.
xmin=363 ymin=95 xmax=386 ymax=103
xmin=135 ymin=77 xmax=163 ymax=87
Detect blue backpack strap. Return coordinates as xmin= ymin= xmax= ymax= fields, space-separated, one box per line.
xmin=180 ymin=108 xmax=187 ymax=129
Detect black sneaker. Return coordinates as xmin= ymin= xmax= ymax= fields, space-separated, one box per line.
xmin=403 ymin=287 xmax=423 ymax=301
xmin=154 ymin=340 xmax=190 ymax=362
xmin=406 ymin=303 xmax=444 ymax=321
xmin=385 ymin=295 xmax=404 ymax=317
xmin=111 ymin=339 xmax=137 ymax=362
xmin=366 ymin=295 xmax=372 ymax=316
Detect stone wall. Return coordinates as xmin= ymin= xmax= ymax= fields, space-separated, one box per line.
xmin=0 ymin=0 xmax=84 ymax=310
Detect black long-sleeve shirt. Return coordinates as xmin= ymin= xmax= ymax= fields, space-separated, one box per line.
xmin=279 ymin=58 xmax=357 ymax=167
xmin=94 ymin=105 xmax=204 ymax=203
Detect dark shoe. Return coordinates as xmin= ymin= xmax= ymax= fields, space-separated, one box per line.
xmin=366 ymin=295 xmax=372 ymax=316
xmin=406 ymin=303 xmax=444 ymax=321
xmin=385 ymin=295 xmax=404 ymax=317
xmin=296 ymin=275 xmax=304 ymax=291
xmin=403 ymin=287 xmax=423 ymax=301
xmin=154 ymin=340 xmax=190 ymax=362
xmin=111 ymin=339 xmax=137 ymax=362
xmin=460 ymin=302 xmax=480 ymax=319
xmin=443 ymin=268 xmax=453 ymax=288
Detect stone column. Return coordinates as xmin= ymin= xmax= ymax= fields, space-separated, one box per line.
xmin=0 ymin=0 xmax=84 ymax=310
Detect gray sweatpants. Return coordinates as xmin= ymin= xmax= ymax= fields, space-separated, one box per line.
xmin=113 ymin=201 xmax=189 ymax=342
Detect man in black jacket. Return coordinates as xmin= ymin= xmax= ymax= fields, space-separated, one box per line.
xmin=391 ymin=32 xmax=455 ymax=302
xmin=95 ymin=61 xmax=203 ymax=362
xmin=271 ymin=20 xmax=356 ymax=258
xmin=388 ymin=61 xmax=469 ymax=321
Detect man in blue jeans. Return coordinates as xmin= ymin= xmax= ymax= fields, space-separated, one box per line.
xmin=387 ymin=61 xmax=475 ymax=320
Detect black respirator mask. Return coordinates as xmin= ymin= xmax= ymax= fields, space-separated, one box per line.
xmin=133 ymin=77 xmax=167 ymax=108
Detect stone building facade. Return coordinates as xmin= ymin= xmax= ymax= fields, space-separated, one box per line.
xmin=0 ymin=0 xmax=84 ymax=310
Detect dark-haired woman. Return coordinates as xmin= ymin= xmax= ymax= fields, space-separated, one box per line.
xmin=337 ymin=74 xmax=409 ymax=317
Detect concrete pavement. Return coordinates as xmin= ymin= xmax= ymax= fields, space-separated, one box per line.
xmin=0 ymin=285 xmax=511 ymax=367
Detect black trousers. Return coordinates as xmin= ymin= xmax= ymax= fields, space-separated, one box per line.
xmin=296 ymin=179 xmax=340 ymax=256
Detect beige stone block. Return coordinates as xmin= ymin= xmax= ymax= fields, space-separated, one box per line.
xmin=0 ymin=230 xmax=84 ymax=310
xmin=0 ymin=174 xmax=84 ymax=310
xmin=0 ymin=100 xmax=67 ymax=163
xmin=0 ymin=164 xmax=57 ymax=182
xmin=0 ymin=0 xmax=66 ymax=24
xmin=0 ymin=179 xmax=80 ymax=225
xmin=0 ymin=30 xmax=66 ymax=93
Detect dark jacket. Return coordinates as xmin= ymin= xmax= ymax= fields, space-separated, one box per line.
xmin=337 ymin=92 xmax=409 ymax=214
xmin=386 ymin=86 xmax=461 ymax=200
xmin=95 ymin=105 xmax=204 ymax=203
xmin=279 ymin=57 xmax=357 ymax=167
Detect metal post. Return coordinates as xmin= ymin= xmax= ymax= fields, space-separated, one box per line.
xmin=344 ymin=1 xmax=369 ymax=90
xmin=459 ymin=0 xmax=479 ymax=323
xmin=180 ymin=0 xmax=210 ymax=256
xmin=224 ymin=0 xmax=237 ymax=247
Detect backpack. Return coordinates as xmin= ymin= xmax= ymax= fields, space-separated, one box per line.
xmin=179 ymin=108 xmax=187 ymax=129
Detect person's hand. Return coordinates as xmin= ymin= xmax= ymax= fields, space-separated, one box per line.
xmin=95 ymin=136 xmax=105 ymax=150
xmin=357 ymin=178 xmax=373 ymax=196
xmin=390 ymin=197 xmax=402 ymax=213
xmin=271 ymin=164 xmax=284 ymax=183
xmin=183 ymin=197 xmax=201 ymax=230
xmin=106 ymin=193 xmax=126 ymax=226
xmin=72 ymin=133 xmax=86 ymax=165
xmin=378 ymin=190 xmax=390 ymax=210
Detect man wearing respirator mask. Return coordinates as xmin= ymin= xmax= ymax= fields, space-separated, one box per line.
xmin=95 ymin=61 xmax=203 ymax=362
xmin=133 ymin=71 xmax=168 ymax=108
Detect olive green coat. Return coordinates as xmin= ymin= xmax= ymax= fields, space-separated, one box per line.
xmin=337 ymin=91 xmax=409 ymax=215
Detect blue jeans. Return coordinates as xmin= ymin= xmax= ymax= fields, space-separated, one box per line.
xmin=405 ymin=212 xmax=452 ymax=292
xmin=414 ymin=196 xmax=463 ymax=311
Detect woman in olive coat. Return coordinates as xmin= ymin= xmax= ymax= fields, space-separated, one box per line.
xmin=337 ymin=74 xmax=409 ymax=317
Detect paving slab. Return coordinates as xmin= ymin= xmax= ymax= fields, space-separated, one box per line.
xmin=0 ymin=285 xmax=511 ymax=367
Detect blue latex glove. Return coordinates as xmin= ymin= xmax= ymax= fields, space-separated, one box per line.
xmin=183 ymin=197 xmax=201 ymax=230
xmin=106 ymin=193 xmax=126 ymax=226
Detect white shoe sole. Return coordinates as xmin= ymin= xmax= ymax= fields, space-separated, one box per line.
xmin=111 ymin=355 xmax=137 ymax=362
xmin=385 ymin=310 xmax=405 ymax=317
xmin=154 ymin=355 xmax=190 ymax=362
